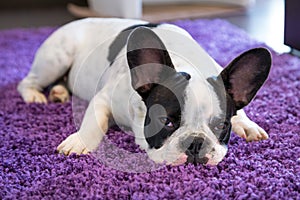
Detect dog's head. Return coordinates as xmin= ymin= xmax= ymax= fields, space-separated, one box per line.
xmin=126 ymin=27 xmax=271 ymax=165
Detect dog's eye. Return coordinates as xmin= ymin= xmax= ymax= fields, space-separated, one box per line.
xmin=159 ymin=117 xmax=175 ymax=129
xmin=165 ymin=121 xmax=174 ymax=128
xmin=214 ymin=122 xmax=228 ymax=131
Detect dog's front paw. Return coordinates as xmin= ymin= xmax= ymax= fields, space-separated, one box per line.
xmin=57 ymin=133 xmax=90 ymax=155
xmin=231 ymin=116 xmax=269 ymax=142
xmin=22 ymin=89 xmax=47 ymax=104
xmin=49 ymin=85 xmax=70 ymax=103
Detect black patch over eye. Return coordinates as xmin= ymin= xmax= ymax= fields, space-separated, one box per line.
xmin=207 ymin=76 xmax=237 ymax=146
xmin=144 ymin=86 xmax=187 ymax=148
xmin=209 ymin=118 xmax=232 ymax=145
xmin=142 ymin=71 xmax=190 ymax=149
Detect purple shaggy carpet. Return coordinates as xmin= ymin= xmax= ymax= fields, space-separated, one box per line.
xmin=0 ymin=19 xmax=300 ymax=199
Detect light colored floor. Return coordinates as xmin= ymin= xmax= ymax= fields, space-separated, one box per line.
xmin=0 ymin=0 xmax=289 ymax=53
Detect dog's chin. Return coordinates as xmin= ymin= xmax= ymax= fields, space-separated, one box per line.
xmin=171 ymin=144 xmax=228 ymax=166
xmin=149 ymin=152 xmax=225 ymax=166
xmin=169 ymin=154 xmax=224 ymax=166
xmin=170 ymin=154 xmax=224 ymax=166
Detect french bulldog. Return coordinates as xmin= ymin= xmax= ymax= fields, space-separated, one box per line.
xmin=18 ymin=18 xmax=271 ymax=165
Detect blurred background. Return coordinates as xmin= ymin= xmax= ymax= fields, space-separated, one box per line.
xmin=0 ymin=0 xmax=294 ymax=53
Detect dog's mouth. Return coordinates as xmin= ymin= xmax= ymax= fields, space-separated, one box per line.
xmin=171 ymin=153 xmax=188 ymax=166
xmin=171 ymin=153 xmax=209 ymax=166
xmin=170 ymin=145 xmax=228 ymax=166
xmin=185 ymin=153 xmax=209 ymax=165
xmin=172 ymin=154 xmax=223 ymax=166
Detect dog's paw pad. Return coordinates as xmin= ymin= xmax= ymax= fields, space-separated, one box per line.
xmin=57 ymin=133 xmax=89 ymax=155
xmin=23 ymin=89 xmax=47 ymax=104
xmin=49 ymin=85 xmax=70 ymax=103
xmin=231 ymin=117 xmax=268 ymax=142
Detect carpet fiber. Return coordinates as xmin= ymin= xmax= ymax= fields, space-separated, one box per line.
xmin=0 ymin=19 xmax=299 ymax=199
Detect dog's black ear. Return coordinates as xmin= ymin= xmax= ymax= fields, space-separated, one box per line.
xmin=126 ymin=27 xmax=175 ymax=99
xmin=219 ymin=48 xmax=272 ymax=110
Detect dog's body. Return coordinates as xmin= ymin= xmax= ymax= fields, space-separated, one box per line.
xmin=18 ymin=18 xmax=271 ymax=165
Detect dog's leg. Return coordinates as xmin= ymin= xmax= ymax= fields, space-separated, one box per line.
xmin=57 ymin=93 xmax=111 ymax=155
xmin=231 ymin=110 xmax=268 ymax=142
xmin=18 ymin=32 xmax=74 ymax=103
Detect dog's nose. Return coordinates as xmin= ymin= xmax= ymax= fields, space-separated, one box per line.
xmin=187 ymin=137 xmax=204 ymax=155
xmin=183 ymin=136 xmax=209 ymax=164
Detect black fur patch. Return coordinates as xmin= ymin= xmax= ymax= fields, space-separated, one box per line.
xmin=207 ymin=76 xmax=236 ymax=145
xmin=108 ymin=23 xmax=159 ymax=65
xmin=144 ymin=72 xmax=190 ymax=149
